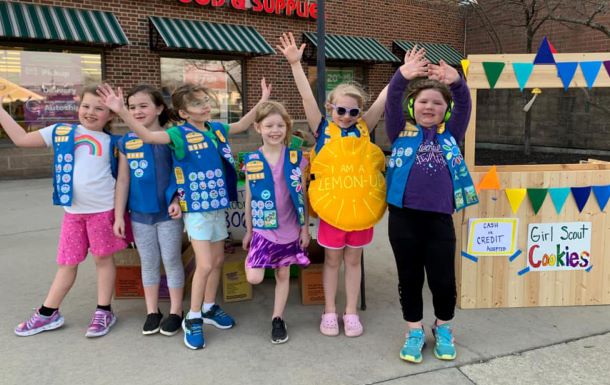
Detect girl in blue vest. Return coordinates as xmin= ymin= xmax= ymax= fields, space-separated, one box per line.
xmin=385 ymin=47 xmax=477 ymax=363
xmin=279 ymin=32 xmax=388 ymax=338
xmin=98 ymin=79 xmax=271 ymax=350
xmin=242 ymin=101 xmax=311 ymax=344
xmin=1 ymin=87 xmax=127 ymax=338
xmin=113 ymin=85 xmax=185 ymax=337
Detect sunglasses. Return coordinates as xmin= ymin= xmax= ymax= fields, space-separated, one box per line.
xmin=331 ymin=104 xmax=361 ymax=117
xmin=187 ymin=96 xmax=211 ymax=108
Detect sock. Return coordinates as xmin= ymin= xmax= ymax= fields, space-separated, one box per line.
xmin=39 ymin=305 xmax=57 ymax=317
xmin=202 ymin=303 xmax=215 ymax=313
xmin=97 ymin=304 xmax=111 ymax=312
xmin=187 ymin=311 xmax=202 ymax=320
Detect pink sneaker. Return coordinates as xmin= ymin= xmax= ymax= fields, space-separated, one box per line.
xmin=320 ymin=313 xmax=339 ymax=336
xmin=343 ymin=313 xmax=363 ymax=337
xmin=85 ymin=309 xmax=117 ymax=338
xmin=15 ymin=309 xmax=64 ymax=336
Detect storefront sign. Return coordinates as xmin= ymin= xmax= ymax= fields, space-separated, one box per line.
xmin=527 ymin=222 xmax=591 ymax=271
xmin=466 ymin=218 xmax=518 ymax=256
xmin=177 ymin=0 xmax=317 ymax=19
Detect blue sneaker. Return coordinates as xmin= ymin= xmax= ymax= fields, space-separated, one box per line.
xmin=400 ymin=328 xmax=425 ymax=363
xmin=432 ymin=323 xmax=456 ymax=360
xmin=182 ymin=318 xmax=205 ymax=350
xmin=202 ymin=305 xmax=235 ymax=329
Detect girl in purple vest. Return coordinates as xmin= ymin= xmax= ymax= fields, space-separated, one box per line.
xmin=1 ymin=87 xmax=128 ymax=338
xmin=113 ymin=85 xmax=185 ymax=337
xmin=242 ymin=101 xmax=311 ymax=344
xmin=279 ymin=32 xmax=388 ymax=338
xmin=385 ymin=47 xmax=475 ymax=363
xmin=98 ymin=79 xmax=271 ymax=350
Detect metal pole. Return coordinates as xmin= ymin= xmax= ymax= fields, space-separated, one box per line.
xmin=316 ymin=0 xmax=326 ymax=115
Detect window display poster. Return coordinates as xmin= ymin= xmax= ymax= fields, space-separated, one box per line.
xmin=20 ymin=51 xmax=83 ymax=126
xmin=325 ymin=68 xmax=354 ymax=101
xmin=527 ymin=222 xmax=592 ymax=271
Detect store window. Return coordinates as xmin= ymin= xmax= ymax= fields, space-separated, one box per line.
xmin=0 ymin=48 xmax=102 ymax=139
xmin=160 ymin=58 xmax=243 ymax=124
xmin=307 ymin=66 xmax=365 ymax=103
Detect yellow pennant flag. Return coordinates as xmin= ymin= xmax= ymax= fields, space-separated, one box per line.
xmin=461 ymin=59 xmax=470 ymax=77
xmin=505 ymin=188 xmax=527 ymax=214
xmin=476 ymin=165 xmax=501 ymax=193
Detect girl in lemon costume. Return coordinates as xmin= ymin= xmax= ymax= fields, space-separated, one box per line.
xmin=279 ymin=32 xmax=388 ymax=337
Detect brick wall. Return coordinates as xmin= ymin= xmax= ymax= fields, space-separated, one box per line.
xmin=1 ymin=0 xmax=464 ymax=178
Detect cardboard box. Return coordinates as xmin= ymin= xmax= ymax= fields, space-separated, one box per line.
xmin=114 ymin=243 xmax=195 ymax=299
xmin=222 ymin=249 xmax=252 ymax=303
xmin=299 ymin=263 xmax=324 ymax=305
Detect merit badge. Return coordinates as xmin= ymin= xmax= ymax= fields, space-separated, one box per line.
xmin=261 ymin=190 xmax=271 ymax=200
xmin=125 ymin=138 xmax=143 ymax=150
xmin=134 ymin=169 xmax=144 ymax=178
xmin=189 ymin=172 xmax=197 ymax=182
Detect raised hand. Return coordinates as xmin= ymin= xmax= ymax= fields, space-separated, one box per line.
xmin=428 ymin=59 xmax=460 ymax=85
xmin=399 ymin=45 xmax=429 ymax=80
xmin=277 ymin=32 xmax=306 ymax=65
xmin=260 ymin=77 xmax=272 ymax=102
xmin=96 ymin=83 xmax=125 ymax=114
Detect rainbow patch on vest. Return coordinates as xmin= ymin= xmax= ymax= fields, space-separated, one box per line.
xmin=186 ymin=132 xmax=204 ymax=144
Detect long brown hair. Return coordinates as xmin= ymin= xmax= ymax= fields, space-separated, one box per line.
xmin=126 ymin=84 xmax=170 ymax=126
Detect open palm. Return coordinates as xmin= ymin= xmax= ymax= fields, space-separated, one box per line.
xmin=277 ymin=32 xmax=305 ymax=65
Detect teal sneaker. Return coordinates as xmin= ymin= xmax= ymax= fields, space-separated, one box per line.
xmin=202 ymin=305 xmax=235 ymax=329
xmin=432 ymin=323 xmax=456 ymax=360
xmin=400 ymin=328 xmax=425 ymax=363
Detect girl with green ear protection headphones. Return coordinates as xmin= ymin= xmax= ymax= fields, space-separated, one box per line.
xmin=406 ymin=88 xmax=454 ymax=123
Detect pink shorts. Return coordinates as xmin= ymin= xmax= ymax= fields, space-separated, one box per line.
xmin=57 ymin=209 xmax=128 ymax=265
xmin=317 ymin=219 xmax=374 ymax=249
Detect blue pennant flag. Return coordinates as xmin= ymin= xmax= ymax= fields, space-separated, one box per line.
xmin=548 ymin=187 xmax=570 ymax=214
xmin=580 ymin=61 xmax=602 ymax=89
xmin=556 ymin=62 xmax=578 ymax=91
xmin=592 ymin=185 xmax=610 ymax=212
xmin=512 ymin=63 xmax=534 ymax=91
xmin=533 ymin=37 xmax=555 ymax=65
xmin=571 ymin=186 xmax=592 ymax=212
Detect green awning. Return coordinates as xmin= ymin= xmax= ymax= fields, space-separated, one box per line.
xmin=0 ymin=1 xmax=129 ymax=46
xmin=149 ymin=16 xmax=274 ymax=56
xmin=303 ymin=32 xmax=399 ymax=63
xmin=393 ymin=41 xmax=463 ymax=66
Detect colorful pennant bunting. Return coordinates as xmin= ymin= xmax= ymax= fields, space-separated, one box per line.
xmin=556 ymin=62 xmax=578 ymax=91
xmin=592 ymin=185 xmax=610 ymax=212
xmin=571 ymin=186 xmax=592 ymax=212
xmin=482 ymin=62 xmax=505 ymax=89
xmin=604 ymin=60 xmax=610 ymax=78
xmin=580 ymin=61 xmax=602 ymax=90
xmin=477 ymin=166 xmax=501 ymax=192
xmin=527 ymin=188 xmax=548 ymax=215
xmin=533 ymin=37 xmax=556 ymax=65
xmin=512 ymin=63 xmax=534 ymax=91
xmin=548 ymin=187 xmax=570 ymax=214
xmin=505 ymin=188 xmax=527 ymax=214
xmin=461 ymin=59 xmax=470 ymax=77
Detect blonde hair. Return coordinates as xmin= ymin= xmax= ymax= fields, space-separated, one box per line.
xmin=326 ymin=82 xmax=368 ymax=113
xmin=255 ymin=101 xmax=292 ymax=146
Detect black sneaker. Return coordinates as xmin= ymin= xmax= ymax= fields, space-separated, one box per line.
xmin=271 ymin=317 xmax=289 ymax=344
xmin=142 ymin=311 xmax=163 ymax=335
xmin=160 ymin=313 xmax=183 ymax=336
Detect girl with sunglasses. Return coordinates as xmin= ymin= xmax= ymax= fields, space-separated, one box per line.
xmin=278 ymin=32 xmax=387 ymax=338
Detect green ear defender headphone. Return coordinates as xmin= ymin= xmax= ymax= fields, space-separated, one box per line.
xmin=407 ymin=97 xmax=454 ymax=123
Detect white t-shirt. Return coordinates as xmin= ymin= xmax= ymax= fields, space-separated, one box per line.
xmin=40 ymin=124 xmax=115 ymax=214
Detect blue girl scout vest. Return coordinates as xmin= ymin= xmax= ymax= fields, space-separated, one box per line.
xmin=119 ymin=132 xmax=160 ymax=213
xmin=386 ymin=122 xmax=478 ymax=211
xmin=245 ymin=148 xmax=305 ymax=230
xmin=169 ymin=122 xmax=238 ymax=213
xmin=51 ymin=123 xmax=119 ymax=207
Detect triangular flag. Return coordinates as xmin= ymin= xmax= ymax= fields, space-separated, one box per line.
xmin=505 ymin=188 xmax=527 ymax=214
xmin=477 ymin=166 xmax=501 ymax=192
xmin=527 ymin=188 xmax=548 ymax=215
xmin=580 ymin=61 xmax=602 ymax=89
xmin=548 ymin=187 xmax=570 ymax=214
xmin=461 ymin=59 xmax=470 ymax=77
xmin=556 ymin=62 xmax=578 ymax=91
xmin=604 ymin=60 xmax=610 ymax=78
xmin=533 ymin=37 xmax=556 ymax=65
xmin=482 ymin=62 xmax=505 ymax=89
xmin=571 ymin=186 xmax=592 ymax=212
xmin=512 ymin=63 xmax=534 ymax=91
xmin=592 ymin=185 xmax=610 ymax=212
xmin=548 ymin=40 xmax=558 ymax=54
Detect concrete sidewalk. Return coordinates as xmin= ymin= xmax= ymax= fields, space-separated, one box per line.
xmin=1 ymin=178 xmax=609 ymax=385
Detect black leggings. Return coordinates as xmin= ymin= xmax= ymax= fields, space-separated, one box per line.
xmin=388 ymin=206 xmax=457 ymax=322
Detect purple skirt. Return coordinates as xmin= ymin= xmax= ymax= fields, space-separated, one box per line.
xmin=246 ymin=232 xmax=310 ymax=269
